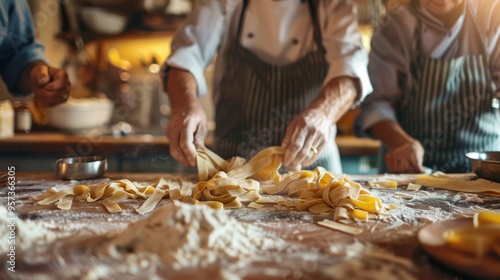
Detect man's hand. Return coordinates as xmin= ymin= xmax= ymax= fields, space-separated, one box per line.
xmin=281 ymin=108 xmax=330 ymax=171
xmin=166 ymin=104 xmax=208 ymax=167
xmin=27 ymin=62 xmax=70 ymax=107
xmin=164 ymin=67 xmax=207 ymax=167
xmin=369 ymin=120 xmax=426 ymax=174
xmin=281 ymin=77 xmax=359 ymax=171
xmin=385 ymin=139 xmax=425 ymax=173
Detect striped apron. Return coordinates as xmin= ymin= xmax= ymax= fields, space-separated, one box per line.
xmin=213 ymin=0 xmax=342 ymax=172
xmin=399 ymin=3 xmax=500 ymax=173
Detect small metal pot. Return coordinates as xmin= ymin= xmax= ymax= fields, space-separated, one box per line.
xmin=55 ymin=156 xmax=108 ymax=180
xmin=466 ymin=152 xmax=500 ymax=183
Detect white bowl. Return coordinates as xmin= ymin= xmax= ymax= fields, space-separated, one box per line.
xmin=80 ymin=7 xmax=127 ymax=35
xmin=46 ymin=98 xmax=114 ymax=131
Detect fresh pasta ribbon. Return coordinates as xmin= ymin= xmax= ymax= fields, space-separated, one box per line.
xmin=443 ymin=211 xmax=500 ymax=258
xmin=257 ymin=165 xmax=392 ymax=223
xmin=191 ymin=171 xmax=261 ymax=209
xmin=32 ymin=146 xmax=393 ymax=224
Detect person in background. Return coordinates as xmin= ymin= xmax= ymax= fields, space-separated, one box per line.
xmin=162 ymin=0 xmax=372 ymax=172
xmin=355 ymin=0 xmax=500 ymax=173
xmin=0 ymin=0 xmax=70 ymax=107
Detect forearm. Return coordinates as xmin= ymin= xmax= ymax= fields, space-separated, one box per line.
xmin=309 ymin=76 xmax=359 ymax=124
xmin=165 ymin=67 xmax=201 ymax=111
xmin=369 ymin=120 xmax=415 ymax=150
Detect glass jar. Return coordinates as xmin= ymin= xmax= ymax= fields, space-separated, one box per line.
xmin=13 ymin=101 xmax=32 ymax=133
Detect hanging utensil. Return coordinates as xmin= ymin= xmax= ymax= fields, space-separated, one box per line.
xmin=61 ymin=0 xmax=93 ymax=90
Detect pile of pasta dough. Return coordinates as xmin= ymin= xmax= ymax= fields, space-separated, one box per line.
xmin=33 ymin=146 xmax=393 ymax=223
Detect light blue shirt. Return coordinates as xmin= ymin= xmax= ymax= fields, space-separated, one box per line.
xmin=0 ymin=0 xmax=47 ymax=95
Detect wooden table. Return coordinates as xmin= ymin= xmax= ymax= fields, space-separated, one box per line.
xmin=1 ymin=172 xmax=498 ymax=280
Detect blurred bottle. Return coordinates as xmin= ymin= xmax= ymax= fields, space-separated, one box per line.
xmin=13 ymin=100 xmax=32 ymax=133
xmin=0 ymin=100 xmax=14 ymax=139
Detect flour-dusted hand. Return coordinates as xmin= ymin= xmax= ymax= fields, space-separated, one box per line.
xmin=385 ymin=139 xmax=425 ymax=174
xmin=166 ymin=104 xmax=208 ymax=167
xmin=281 ymin=108 xmax=330 ymax=170
xmin=163 ymin=67 xmax=207 ymax=167
xmin=29 ymin=62 xmax=71 ymax=108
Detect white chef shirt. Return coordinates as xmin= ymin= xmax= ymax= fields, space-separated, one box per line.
xmin=165 ymin=0 xmax=372 ymax=101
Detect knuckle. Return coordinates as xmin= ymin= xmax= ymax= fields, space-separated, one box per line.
xmin=289 ymin=142 xmax=302 ymax=151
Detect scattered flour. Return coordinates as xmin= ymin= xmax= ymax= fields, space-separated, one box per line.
xmin=322 ymin=258 xmax=417 ymax=280
xmin=325 ymin=240 xmax=417 ymax=280
xmin=0 ymin=205 xmax=57 ymax=253
xmin=95 ymin=201 xmax=285 ymax=270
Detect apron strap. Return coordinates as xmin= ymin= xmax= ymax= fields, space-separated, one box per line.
xmin=466 ymin=0 xmax=497 ymax=93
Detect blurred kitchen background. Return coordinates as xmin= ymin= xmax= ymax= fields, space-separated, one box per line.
xmin=0 ymin=0 xmax=392 ymax=173
xmin=0 ymin=0 xmax=390 ymax=133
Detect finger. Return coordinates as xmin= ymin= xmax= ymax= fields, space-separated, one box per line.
xmin=286 ymin=127 xmax=309 ymax=167
xmin=282 ymin=126 xmax=300 ymax=166
xmin=167 ymin=125 xmax=190 ymax=167
xmin=193 ymin=124 xmax=206 ymax=149
xmin=31 ymin=64 xmax=50 ymax=85
xmin=34 ymin=94 xmax=60 ymax=108
xmin=179 ymin=123 xmax=199 ymax=167
xmin=398 ymin=158 xmax=411 ymax=173
xmin=285 ymin=164 xmax=302 ymax=172
xmin=44 ymin=70 xmax=70 ymax=91
xmin=408 ymin=152 xmax=425 ymax=173
xmin=281 ymin=129 xmax=292 ymax=149
xmin=301 ymin=139 xmax=326 ymax=167
xmin=34 ymin=90 xmax=69 ymax=107
xmin=385 ymin=153 xmax=398 ymax=173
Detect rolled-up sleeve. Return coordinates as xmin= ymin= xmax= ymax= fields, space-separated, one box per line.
xmin=320 ymin=0 xmax=372 ymax=102
xmin=165 ymin=0 xmax=226 ymax=96
xmin=354 ymin=8 xmax=416 ymax=138
xmin=0 ymin=0 xmax=47 ymax=96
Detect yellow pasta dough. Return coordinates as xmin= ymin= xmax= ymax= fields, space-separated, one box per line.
xmin=33 ymin=146 xmax=392 ymax=224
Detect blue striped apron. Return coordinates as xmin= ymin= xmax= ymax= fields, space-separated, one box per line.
xmin=399 ymin=2 xmax=500 ymax=173
xmin=213 ymin=0 xmax=341 ymax=172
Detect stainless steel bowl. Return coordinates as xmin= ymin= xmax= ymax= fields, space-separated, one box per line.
xmin=466 ymin=152 xmax=500 ymax=183
xmin=55 ymin=156 xmax=107 ymax=180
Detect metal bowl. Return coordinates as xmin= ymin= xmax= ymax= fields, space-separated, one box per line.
xmin=55 ymin=156 xmax=107 ymax=180
xmin=466 ymin=152 xmax=500 ymax=183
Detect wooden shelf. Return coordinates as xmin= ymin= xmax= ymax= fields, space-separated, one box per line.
xmin=57 ymin=12 xmax=186 ymax=44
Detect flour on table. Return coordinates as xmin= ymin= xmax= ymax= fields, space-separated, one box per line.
xmin=322 ymin=258 xmax=417 ymax=280
xmin=95 ymin=201 xmax=285 ymax=270
xmin=0 ymin=205 xmax=57 ymax=253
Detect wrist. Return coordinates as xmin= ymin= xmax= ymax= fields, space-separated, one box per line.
xmin=370 ymin=120 xmax=417 ymax=150
xmin=310 ymin=77 xmax=358 ymax=122
xmin=17 ymin=61 xmax=47 ymax=93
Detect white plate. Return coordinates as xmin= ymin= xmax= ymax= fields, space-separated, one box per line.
xmin=418 ymin=218 xmax=500 ymax=278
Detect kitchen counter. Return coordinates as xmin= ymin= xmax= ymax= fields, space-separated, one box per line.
xmin=1 ymin=172 xmax=499 ymax=279
xmin=0 ymin=130 xmax=381 ymax=173
xmin=0 ymin=130 xmax=380 ymax=156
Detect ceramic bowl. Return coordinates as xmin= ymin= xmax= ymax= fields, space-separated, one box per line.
xmin=80 ymin=7 xmax=127 ymax=35
xmin=46 ymin=97 xmax=114 ymax=131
